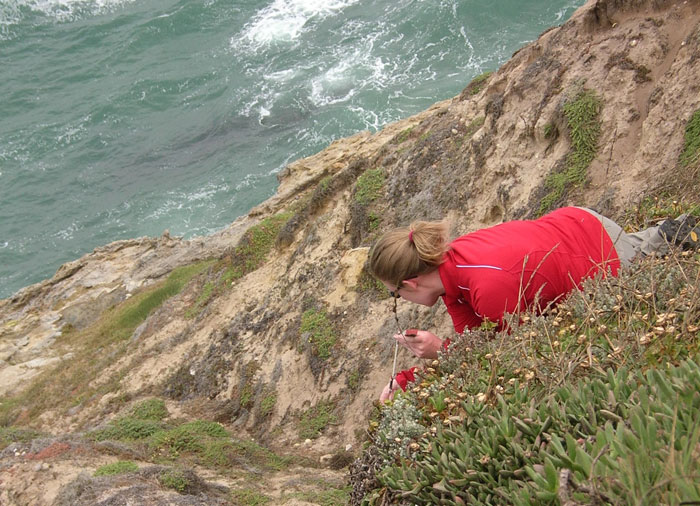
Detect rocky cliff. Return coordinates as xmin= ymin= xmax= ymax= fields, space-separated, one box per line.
xmin=1 ymin=0 xmax=699 ymax=504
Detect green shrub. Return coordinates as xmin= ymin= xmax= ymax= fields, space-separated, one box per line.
xmin=370 ymin=362 xmax=700 ymax=504
xmin=347 ymin=370 xmax=361 ymax=392
xmin=158 ymin=468 xmax=190 ymax=493
xmin=540 ymin=89 xmax=601 ymax=213
xmin=94 ymin=460 xmax=138 ymax=476
xmin=0 ymin=427 xmax=42 ymax=450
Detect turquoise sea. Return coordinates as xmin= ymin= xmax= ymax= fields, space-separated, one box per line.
xmin=0 ymin=0 xmax=585 ymax=299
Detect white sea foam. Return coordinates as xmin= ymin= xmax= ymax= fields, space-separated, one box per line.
xmin=235 ymin=0 xmax=360 ymax=48
xmin=0 ymin=0 xmax=135 ymax=34
xmin=145 ymin=182 xmax=229 ymax=222
xmin=53 ymin=222 xmax=79 ymax=241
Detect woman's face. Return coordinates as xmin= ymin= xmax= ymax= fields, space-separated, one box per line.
xmin=382 ymin=271 xmax=443 ymax=307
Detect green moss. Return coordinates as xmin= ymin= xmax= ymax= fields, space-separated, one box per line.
xmin=94 ymin=460 xmax=139 ymax=477
xmin=298 ymin=399 xmax=337 ymax=440
xmin=680 ymin=109 xmax=700 ymax=169
xmin=300 ymin=308 xmax=337 ymax=361
xmin=131 ymin=398 xmax=168 ymax=421
xmin=540 ymin=89 xmax=602 ymax=214
xmin=354 ymin=168 xmax=385 ymax=206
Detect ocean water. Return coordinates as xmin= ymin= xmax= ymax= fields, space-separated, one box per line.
xmin=0 ymin=0 xmax=585 ymax=299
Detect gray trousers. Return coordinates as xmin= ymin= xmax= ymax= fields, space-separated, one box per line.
xmin=579 ymin=207 xmax=669 ymax=266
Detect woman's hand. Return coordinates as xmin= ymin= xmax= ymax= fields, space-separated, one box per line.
xmin=393 ymin=329 xmax=442 ymax=359
xmin=379 ymin=379 xmax=402 ymax=402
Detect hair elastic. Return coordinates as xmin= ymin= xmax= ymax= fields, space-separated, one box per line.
xmin=408 ymin=230 xmax=414 ymax=243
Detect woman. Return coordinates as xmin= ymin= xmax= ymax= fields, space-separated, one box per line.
xmin=368 ymin=206 xmax=695 ymax=401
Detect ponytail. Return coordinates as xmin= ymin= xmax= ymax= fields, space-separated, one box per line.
xmin=368 ymin=220 xmax=450 ymax=285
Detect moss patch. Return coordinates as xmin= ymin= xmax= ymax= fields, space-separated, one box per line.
xmin=108 ymin=260 xmax=215 ymax=339
xmin=540 ymin=89 xmax=601 ymax=213
xmin=354 ymin=168 xmax=386 ymax=206
xmin=300 ymin=307 xmax=337 ymax=361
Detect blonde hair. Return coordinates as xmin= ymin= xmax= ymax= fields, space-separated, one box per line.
xmin=368 ymin=220 xmax=450 ymax=286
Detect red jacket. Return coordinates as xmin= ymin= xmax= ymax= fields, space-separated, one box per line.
xmin=394 ymin=207 xmax=619 ymax=390
xmin=439 ymin=207 xmax=619 ymax=333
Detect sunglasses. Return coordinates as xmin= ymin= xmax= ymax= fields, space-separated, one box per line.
xmin=389 ymin=276 xmax=416 ymax=298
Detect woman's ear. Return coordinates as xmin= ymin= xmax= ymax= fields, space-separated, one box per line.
xmin=402 ymin=277 xmax=419 ymax=290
